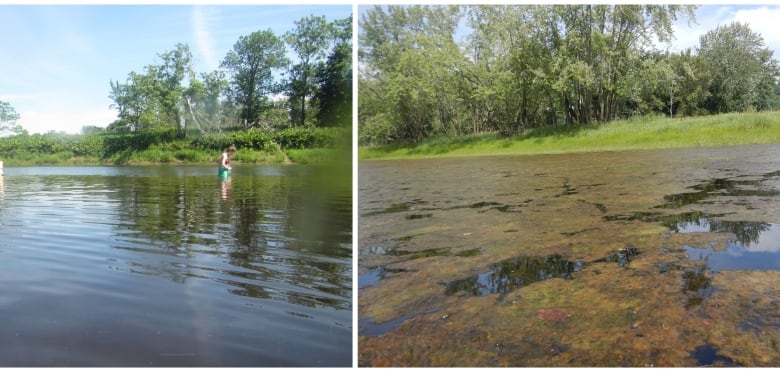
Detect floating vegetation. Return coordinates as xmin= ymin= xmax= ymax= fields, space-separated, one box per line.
xmin=555 ymin=179 xmax=578 ymax=197
xmin=469 ymin=201 xmax=502 ymax=209
xmin=359 ymin=151 xmax=780 ymax=366
xmin=361 ymin=199 xmax=428 ymax=217
xmin=405 ymin=213 xmax=433 ymax=220
xmin=359 ymin=308 xmax=438 ymax=337
xmin=368 ymin=246 xmax=480 ymax=260
xmin=454 ymin=247 xmax=484 ymax=257
xmin=442 ymin=200 xmax=529 ymax=214
xmin=561 ymin=227 xmax=600 ymax=237
xmin=573 ymin=199 xmax=609 ymax=214
xmin=536 ymin=308 xmax=571 ymax=323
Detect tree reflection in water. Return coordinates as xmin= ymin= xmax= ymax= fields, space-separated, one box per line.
xmin=97 ymin=168 xmax=352 ymax=311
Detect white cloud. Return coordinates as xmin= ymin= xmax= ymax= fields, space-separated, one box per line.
xmin=0 ymin=93 xmax=41 ymax=103
xmin=18 ymin=109 xmax=117 ymax=135
xmin=671 ymin=5 xmax=780 ymax=59
xmin=192 ymin=6 xmax=219 ymax=71
xmin=734 ymin=6 xmax=780 ymax=58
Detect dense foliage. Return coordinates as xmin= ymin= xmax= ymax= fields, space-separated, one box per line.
xmin=108 ymin=13 xmax=352 ymax=136
xmin=359 ymin=5 xmax=780 ymax=145
xmin=0 ymin=126 xmax=347 ymax=165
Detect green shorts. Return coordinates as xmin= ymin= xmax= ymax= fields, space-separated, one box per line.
xmin=218 ymin=167 xmax=230 ymax=179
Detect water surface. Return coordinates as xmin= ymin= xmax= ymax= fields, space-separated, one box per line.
xmin=0 ymin=165 xmax=351 ymax=367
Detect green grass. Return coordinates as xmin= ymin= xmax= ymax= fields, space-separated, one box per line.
xmin=359 ymin=111 xmax=780 ymax=160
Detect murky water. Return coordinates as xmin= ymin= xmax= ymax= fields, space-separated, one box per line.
xmin=0 ymin=166 xmax=351 ymax=367
xmin=358 ymin=144 xmax=780 ymax=367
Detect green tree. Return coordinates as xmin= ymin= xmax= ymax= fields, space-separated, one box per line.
xmin=155 ymin=43 xmax=194 ymax=137
xmin=285 ymin=15 xmax=331 ymax=127
xmin=698 ymin=21 xmax=780 ymax=113
xmin=183 ymin=70 xmax=235 ymax=135
xmin=627 ymin=49 xmax=711 ymax=119
xmin=549 ymin=5 xmax=696 ymax=124
xmin=109 ymin=44 xmax=193 ymax=135
xmin=464 ymin=5 xmax=561 ymax=134
xmin=221 ymin=29 xmax=289 ymax=131
xmin=0 ymin=100 xmax=24 ymax=136
xmin=359 ymin=5 xmax=463 ymax=144
xmin=315 ymin=15 xmax=353 ymax=127
xmin=109 ymin=69 xmax=165 ymax=132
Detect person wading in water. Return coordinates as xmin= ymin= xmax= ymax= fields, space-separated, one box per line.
xmin=218 ymin=145 xmax=237 ymax=180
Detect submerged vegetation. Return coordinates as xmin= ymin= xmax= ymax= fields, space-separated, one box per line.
xmin=358 ymin=145 xmax=780 ymax=366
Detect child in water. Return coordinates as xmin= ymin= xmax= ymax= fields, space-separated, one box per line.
xmin=218 ymin=145 xmax=237 ymax=179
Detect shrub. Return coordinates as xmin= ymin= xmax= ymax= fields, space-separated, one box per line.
xmin=274 ymin=127 xmax=342 ymax=149
xmin=228 ymin=129 xmax=274 ymax=150
xmin=102 ymin=128 xmax=180 ymax=157
xmin=190 ymin=129 xmax=274 ymax=151
xmin=174 ymin=149 xmax=202 ymax=162
xmin=359 ymin=113 xmax=395 ymax=146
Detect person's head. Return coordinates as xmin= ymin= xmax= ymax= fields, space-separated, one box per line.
xmin=226 ymin=145 xmax=237 ymax=154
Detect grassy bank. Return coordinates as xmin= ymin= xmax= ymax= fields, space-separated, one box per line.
xmin=0 ymin=127 xmax=348 ymax=166
xmin=359 ymin=111 xmax=780 ymax=160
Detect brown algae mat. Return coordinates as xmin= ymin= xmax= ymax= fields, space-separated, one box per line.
xmin=359 ymin=144 xmax=780 ymax=367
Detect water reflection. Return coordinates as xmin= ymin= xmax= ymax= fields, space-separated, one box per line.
xmin=605 ymin=168 xmax=780 ymax=268
xmin=691 ymin=344 xmax=739 ymax=367
xmin=220 ymin=176 xmax=231 ymax=200
xmin=443 ymin=248 xmax=642 ymax=298
xmin=655 ymin=171 xmax=780 ymax=209
xmin=0 ymin=166 xmax=352 ymax=366
xmin=676 ymin=218 xmax=774 ymax=248
xmin=681 ymin=263 xmax=712 ymax=309
xmin=444 ymin=254 xmax=585 ymax=296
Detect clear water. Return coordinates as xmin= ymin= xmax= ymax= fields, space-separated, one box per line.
xmin=0 ymin=166 xmax=351 ymax=367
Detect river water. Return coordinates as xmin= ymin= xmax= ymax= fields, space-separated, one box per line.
xmin=359 ymin=144 xmax=780 ymax=367
xmin=0 ymin=165 xmax=351 ymax=367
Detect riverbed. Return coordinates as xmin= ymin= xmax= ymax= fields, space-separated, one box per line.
xmin=358 ymin=144 xmax=780 ymax=367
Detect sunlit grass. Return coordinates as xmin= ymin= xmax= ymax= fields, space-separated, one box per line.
xmin=359 ymin=111 xmax=780 ymax=160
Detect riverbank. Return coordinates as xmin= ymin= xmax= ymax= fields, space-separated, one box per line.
xmin=0 ymin=127 xmax=348 ymax=166
xmin=0 ymin=147 xmax=335 ymax=166
xmin=359 ymin=111 xmax=780 ymax=160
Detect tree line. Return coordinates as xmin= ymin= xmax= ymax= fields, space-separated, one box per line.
xmin=358 ymin=5 xmax=780 ymax=145
xmin=108 ymin=13 xmax=352 ymax=137
xmin=2 ymin=14 xmax=352 ymax=140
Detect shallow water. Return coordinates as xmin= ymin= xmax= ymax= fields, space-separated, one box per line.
xmin=358 ymin=144 xmax=780 ymax=367
xmin=0 ymin=165 xmax=351 ymax=367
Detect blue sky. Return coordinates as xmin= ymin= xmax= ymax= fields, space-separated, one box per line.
xmin=3 ymin=3 xmax=780 ymax=135
xmin=0 ymin=3 xmax=352 ymax=134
